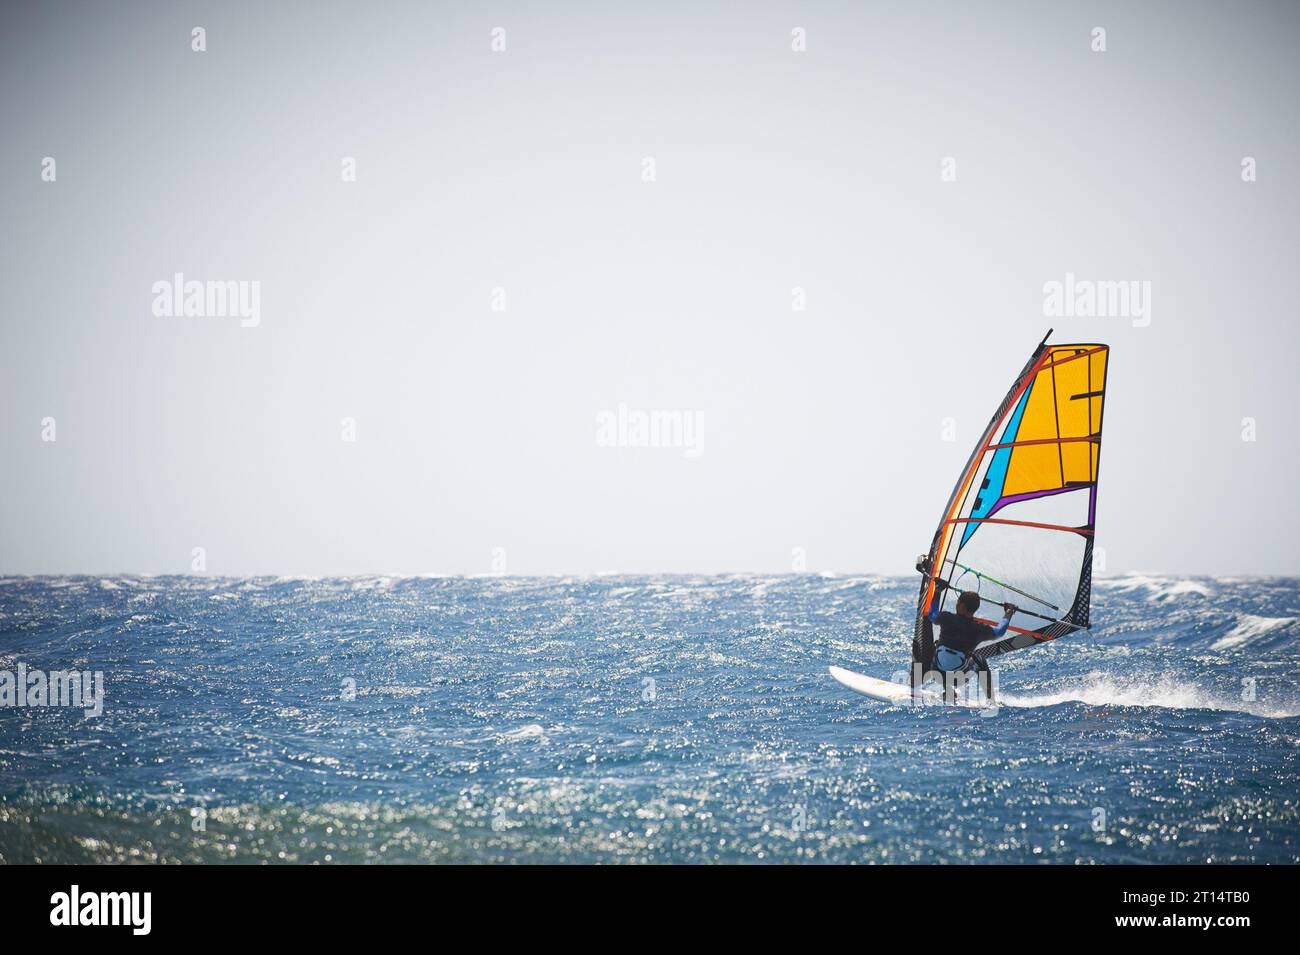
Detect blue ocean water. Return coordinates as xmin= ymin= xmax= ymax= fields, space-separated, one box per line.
xmin=0 ymin=574 xmax=1296 ymax=864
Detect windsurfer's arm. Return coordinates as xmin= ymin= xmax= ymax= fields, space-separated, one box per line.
xmin=992 ymin=602 xmax=1017 ymax=636
xmin=926 ymin=579 xmax=950 ymax=622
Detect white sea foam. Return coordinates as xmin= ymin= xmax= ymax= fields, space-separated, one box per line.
xmin=1096 ymin=575 xmax=1213 ymax=602
xmin=1211 ymin=614 xmax=1295 ymax=651
xmin=497 ymin=723 xmax=548 ymax=744
xmin=1003 ymin=670 xmax=1299 ymax=718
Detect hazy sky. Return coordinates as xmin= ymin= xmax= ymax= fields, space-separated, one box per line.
xmin=2 ymin=1 xmax=1297 ymax=576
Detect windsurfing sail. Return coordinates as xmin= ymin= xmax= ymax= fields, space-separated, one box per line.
xmin=912 ymin=330 xmax=1109 ymax=673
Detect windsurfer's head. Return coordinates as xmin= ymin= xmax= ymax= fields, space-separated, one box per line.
xmin=956 ymin=591 xmax=981 ymax=616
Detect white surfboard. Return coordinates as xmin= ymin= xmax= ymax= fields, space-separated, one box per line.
xmin=828 ymin=665 xmax=989 ymax=709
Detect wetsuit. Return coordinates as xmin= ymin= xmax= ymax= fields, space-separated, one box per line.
xmin=925 ymin=585 xmax=1008 ymax=699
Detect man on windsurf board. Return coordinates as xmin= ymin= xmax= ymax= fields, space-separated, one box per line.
xmin=923 ymin=578 xmax=1014 ymax=703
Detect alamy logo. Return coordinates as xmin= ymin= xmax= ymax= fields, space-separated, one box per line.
xmin=596 ymin=404 xmax=703 ymax=458
xmin=0 ymin=664 xmax=103 ymax=718
xmin=49 ymin=885 xmax=151 ymax=935
xmin=151 ymin=272 xmax=261 ymax=327
xmin=1042 ymin=272 xmax=1151 ymax=327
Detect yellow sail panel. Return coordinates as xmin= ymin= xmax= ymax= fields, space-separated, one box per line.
xmin=999 ymin=442 xmax=1059 ymax=496
xmin=1001 ymin=346 xmax=1107 ymax=496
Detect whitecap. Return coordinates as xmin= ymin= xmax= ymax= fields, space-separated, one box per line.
xmin=497 ymin=723 xmax=548 ymax=744
xmin=1004 ymin=670 xmax=1299 ymax=718
xmin=1210 ymin=614 xmax=1294 ymax=651
xmin=1096 ymin=574 xmax=1212 ymax=602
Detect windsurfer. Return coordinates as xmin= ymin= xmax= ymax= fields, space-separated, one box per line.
xmin=925 ymin=579 xmax=1014 ymax=702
